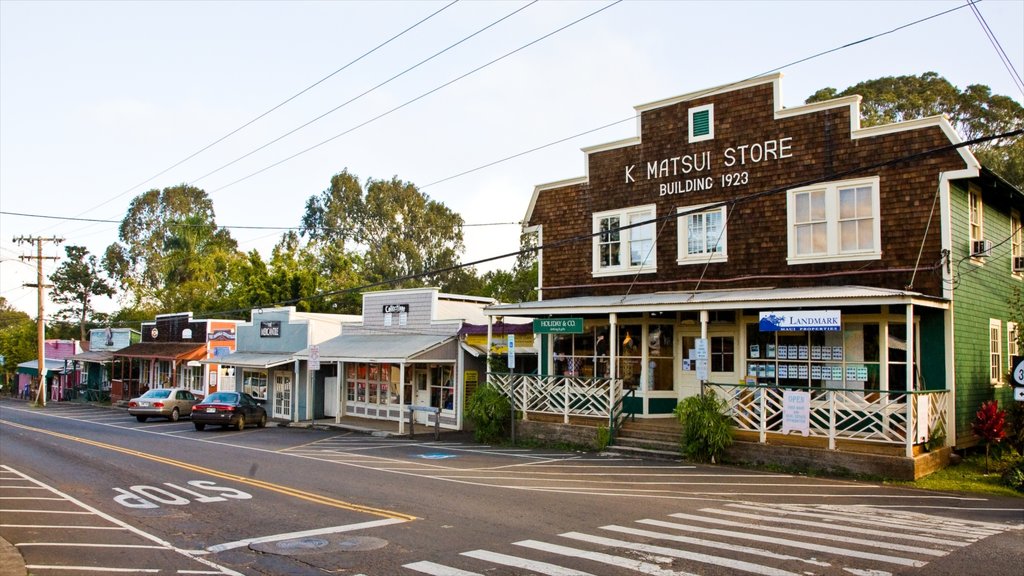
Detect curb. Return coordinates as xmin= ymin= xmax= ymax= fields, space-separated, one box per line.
xmin=0 ymin=536 xmax=26 ymax=576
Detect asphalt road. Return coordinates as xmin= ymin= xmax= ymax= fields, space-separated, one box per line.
xmin=1 ymin=398 xmax=1021 ymax=575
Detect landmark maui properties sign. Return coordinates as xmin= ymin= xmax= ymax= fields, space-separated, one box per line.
xmin=759 ymin=310 xmax=841 ymax=332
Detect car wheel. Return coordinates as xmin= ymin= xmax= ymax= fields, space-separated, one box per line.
xmin=235 ymin=415 xmax=245 ymax=431
xmin=170 ymin=408 xmax=179 ymax=422
xmin=194 ymin=422 xmax=205 ymax=431
xmin=135 ymin=415 xmax=147 ymax=423
xmin=257 ymin=413 xmax=267 ymax=428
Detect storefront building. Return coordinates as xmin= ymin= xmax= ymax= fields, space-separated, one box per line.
xmin=111 ymin=312 xmax=239 ymax=402
xmin=485 ymin=73 xmax=1022 ymax=456
xmin=203 ymin=307 xmax=358 ymax=422
xmin=67 ymin=328 xmax=139 ymax=401
xmin=295 ymin=288 xmax=495 ymax=432
xmin=16 ymin=339 xmax=81 ymax=401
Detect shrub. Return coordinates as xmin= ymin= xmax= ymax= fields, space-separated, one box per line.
xmin=595 ymin=425 xmax=610 ymax=451
xmin=465 ymin=384 xmax=511 ymax=443
xmin=674 ymin=392 xmax=732 ymax=463
xmin=1002 ymin=458 xmax=1024 ymax=492
xmin=972 ymin=400 xmax=1007 ymax=472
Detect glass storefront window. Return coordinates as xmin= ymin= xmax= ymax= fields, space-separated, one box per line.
xmin=648 ymin=324 xmax=674 ymax=391
xmin=430 ymin=365 xmax=455 ymax=410
xmin=242 ymin=369 xmax=268 ymax=400
xmin=618 ymin=325 xmax=642 ymax=389
xmin=345 ymin=362 xmax=400 ymax=406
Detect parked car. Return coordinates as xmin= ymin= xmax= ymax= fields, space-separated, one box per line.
xmin=191 ymin=391 xmax=267 ymax=431
xmin=128 ymin=388 xmax=199 ymax=422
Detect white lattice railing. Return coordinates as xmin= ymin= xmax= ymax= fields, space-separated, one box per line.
xmin=487 ymin=372 xmax=622 ymax=423
xmin=708 ymin=383 xmax=950 ymax=457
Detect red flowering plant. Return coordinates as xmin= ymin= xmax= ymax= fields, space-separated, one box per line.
xmin=972 ymin=400 xmax=1006 ymax=473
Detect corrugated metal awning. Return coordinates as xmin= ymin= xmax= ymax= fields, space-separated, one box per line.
xmin=295 ymin=333 xmax=456 ymax=363
xmin=199 ymin=351 xmax=294 ymax=369
xmin=484 ymin=285 xmax=948 ymax=316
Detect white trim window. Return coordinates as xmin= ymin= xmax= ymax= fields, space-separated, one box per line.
xmin=990 ymin=318 xmax=1002 ymax=385
xmin=969 ymin=186 xmax=984 ymax=245
xmin=787 ymin=176 xmax=881 ymax=264
xmin=677 ymin=204 xmax=727 ymax=264
xmin=593 ymin=205 xmax=657 ymax=276
xmin=1008 ymin=321 xmax=1019 ymax=372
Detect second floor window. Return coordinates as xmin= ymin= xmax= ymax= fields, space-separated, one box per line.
xmin=593 ymin=205 xmax=657 ymax=276
xmin=787 ymin=176 xmax=881 ymax=264
xmin=969 ymin=187 xmax=984 ymax=244
xmin=678 ymin=204 xmax=727 ymax=264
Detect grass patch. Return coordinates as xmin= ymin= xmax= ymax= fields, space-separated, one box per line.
xmin=887 ymin=451 xmax=1024 ymax=498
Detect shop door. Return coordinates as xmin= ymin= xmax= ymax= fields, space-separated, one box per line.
xmin=273 ymin=373 xmax=292 ymax=420
xmin=323 ymin=376 xmax=339 ymax=418
xmin=680 ymin=329 xmax=738 ymax=399
xmin=413 ymin=368 xmax=431 ymax=424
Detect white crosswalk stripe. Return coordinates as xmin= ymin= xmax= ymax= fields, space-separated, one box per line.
xmin=402 ymin=503 xmax=1020 ymax=575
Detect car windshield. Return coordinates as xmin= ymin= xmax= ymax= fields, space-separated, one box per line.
xmin=141 ymin=389 xmax=172 ymax=399
xmin=204 ymin=392 xmax=238 ymax=403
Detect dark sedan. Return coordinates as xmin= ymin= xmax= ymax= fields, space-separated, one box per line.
xmin=191 ymin=391 xmax=267 ymax=431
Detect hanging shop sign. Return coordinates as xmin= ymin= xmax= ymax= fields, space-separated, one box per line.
xmin=759 ymin=310 xmax=841 ymax=332
xmin=533 ymin=318 xmax=584 ymax=334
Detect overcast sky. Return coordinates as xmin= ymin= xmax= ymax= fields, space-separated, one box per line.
xmin=1 ymin=0 xmax=1022 ymax=318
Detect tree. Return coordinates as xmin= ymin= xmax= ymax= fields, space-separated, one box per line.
xmin=159 ymin=213 xmax=241 ymax=313
xmin=300 ymin=170 xmax=467 ymax=292
xmin=102 ymin=184 xmax=244 ymax=313
xmin=806 ymin=72 xmax=1024 ymax=189
xmin=50 ymin=245 xmax=116 ymax=342
xmin=103 ymin=184 xmax=236 ymax=308
xmin=0 ymin=297 xmax=30 ymax=331
xmin=478 ymin=232 xmax=538 ymax=303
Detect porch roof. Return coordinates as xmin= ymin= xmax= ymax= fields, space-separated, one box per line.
xmin=68 ymin=350 xmax=114 ymax=363
xmin=294 ymin=333 xmax=455 ymax=363
xmin=113 ymin=342 xmax=207 ymax=361
xmin=484 ymin=285 xmax=948 ymax=316
xmin=16 ymin=359 xmax=72 ymax=376
xmin=199 ymin=351 xmax=294 ymax=369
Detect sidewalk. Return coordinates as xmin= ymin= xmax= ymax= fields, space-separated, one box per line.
xmin=0 ymin=536 xmax=25 ymax=576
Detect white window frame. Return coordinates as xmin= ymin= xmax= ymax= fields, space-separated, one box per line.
xmin=592 ymin=204 xmax=657 ymax=277
xmin=990 ymin=318 xmax=1002 ymax=385
xmin=1008 ymin=321 xmax=1019 ymax=373
xmin=677 ymin=204 xmax=727 ymax=265
xmin=688 ymin=103 xmax=714 ymax=143
xmin=786 ymin=176 xmax=881 ymax=265
xmin=969 ymin=185 xmax=984 ymax=245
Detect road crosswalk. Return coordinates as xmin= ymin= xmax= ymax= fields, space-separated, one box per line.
xmin=403 ymin=502 xmax=1022 ymax=576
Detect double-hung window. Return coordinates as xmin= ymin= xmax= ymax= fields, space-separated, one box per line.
xmin=1011 ymin=211 xmax=1022 ymax=274
xmin=787 ymin=176 xmax=881 ymax=264
xmin=969 ymin=186 xmax=984 ymax=245
xmin=593 ymin=205 xmax=657 ymax=276
xmin=990 ymin=319 xmax=1002 ymax=384
xmin=677 ymin=204 xmax=727 ymax=264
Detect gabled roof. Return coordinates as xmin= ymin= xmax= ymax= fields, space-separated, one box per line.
xmin=113 ymin=342 xmax=206 ymax=361
xmin=295 ymin=333 xmax=455 ymax=362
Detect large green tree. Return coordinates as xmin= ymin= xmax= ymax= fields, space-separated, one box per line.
xmin=806 ymin=72 xmax=1024 ymax=189
xmin=103 ymin=184 xmax=239 ymax=311
xmin=300 ymin=170 xmax=469 ymax=292
xmin=0 ymin=298 xmax=34 ymax=387
xmin=50 ymin=245 xmax=116 ymax=342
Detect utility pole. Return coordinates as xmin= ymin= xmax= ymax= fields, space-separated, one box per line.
xmin=13 ymin=236 xmax=63 ymax=407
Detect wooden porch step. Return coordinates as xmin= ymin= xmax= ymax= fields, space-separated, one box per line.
xmin=604 ymin=439 xmax=682 ymax=461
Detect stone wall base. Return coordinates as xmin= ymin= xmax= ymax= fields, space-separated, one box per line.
xmin=517 ymin=420 xmax=602 ymax=450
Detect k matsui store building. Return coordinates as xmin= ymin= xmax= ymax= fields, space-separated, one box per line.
xmin=485 ymin=74 xmax=1022 ymax=478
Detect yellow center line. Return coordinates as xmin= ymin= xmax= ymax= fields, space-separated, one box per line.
xmin=2 ymin=420 xmax=417 ymax=522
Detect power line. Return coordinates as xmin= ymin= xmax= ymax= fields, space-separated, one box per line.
xmin=49 ymin=1 xmax=461 ymax=230
xmin=967 ymin=0 xmax=1024 ymax=96
xmin=0 ymin=210 xmax=518 ymax=230
xmin=207 ymin=1 xmax=624 ymax=194
xmin=189 ymin=1 xmax=539 ymax=186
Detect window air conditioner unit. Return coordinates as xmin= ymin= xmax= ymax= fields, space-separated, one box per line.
xmin=1014 ymin=256 xmax=1024 ymax=272
xmin=972 ymin=239 xmax=992 ymax=257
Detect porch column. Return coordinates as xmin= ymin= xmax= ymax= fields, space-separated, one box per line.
xmin=609 ymin=313 xmax=618 ymax=379
xmin=398 ymin=362 xmax=406 ymax=435
xmin=292 ymin=359 xmax=300 ymax=423
xmin=336 ymin=360 xmax=343 ymax=424
xmin=906 ymin=303 xmax=915 ymax=458
xmin=486 ymin=317 xmax=493 ymax=377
